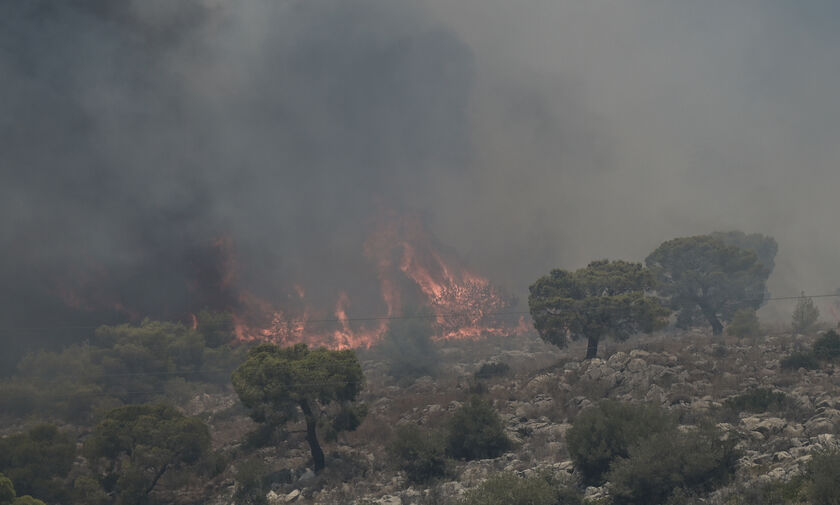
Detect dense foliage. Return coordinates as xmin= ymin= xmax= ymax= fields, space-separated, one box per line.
xmin=529 ymin=260 xmax=669 ymax=359
xmin=566 ymin=401 xmax=674 ymax=486
xmin=0 ymin=473 xmax=46 ymax=505
xmin=0 ymin=316 xmax=242 ymax=422
xmin=813 ymin=330 xmax=840 ymax=360
xmin=388 ymin=425 xmax=448 ymax=483
xmin=0 ymin=425 xmax=75 ymax=504
xmin=445 ymin=395 xmax=512 ymax=461
xmin=608 ymin=425 xmax=739 ymax=505
xmin=85 ymin=403 xmax=210 ymax=505
xmin=806 ymin=449 xmax=840 ymax=505
xmin=646 ymin=235 xmax=770 ymax=335
xmin=232 ymin=343 xmax=365 ymax=472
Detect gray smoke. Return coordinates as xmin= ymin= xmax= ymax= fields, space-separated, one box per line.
xmin=4 ymin=0 xmax=840 ymax=361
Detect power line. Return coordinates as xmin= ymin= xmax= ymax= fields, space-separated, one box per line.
xmin=0 ymin=291 xmax=836 ymax=333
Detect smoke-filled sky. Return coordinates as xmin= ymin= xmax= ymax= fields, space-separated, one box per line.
xmin=3 ymin=0 xmax=840 ymax=344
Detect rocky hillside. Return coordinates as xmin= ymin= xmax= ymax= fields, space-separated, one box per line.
xmin=196 ymin=329 xmax=840 ymax=505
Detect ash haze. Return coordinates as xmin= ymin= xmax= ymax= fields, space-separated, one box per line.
xmin=3 ymin=0 xmax=840 ymax=361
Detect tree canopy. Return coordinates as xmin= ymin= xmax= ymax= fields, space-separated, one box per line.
xmin=645 ymin=235 xmax=771 ymax=335
xmin=528 ymin=260 xmax=669 ymax=359
xmin=0 ymin=425 xmax=75 ymax=504
xmin=85 ymin=403 xmax=210 ymax=505
xmin=231 ymin=343 xmax=365 ymax=472
xmin=709 ymin=231 xmax=778 ymax=274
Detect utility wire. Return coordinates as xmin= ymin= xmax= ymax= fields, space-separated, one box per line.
xmin=0 ymin=291 xmax=837 ymax=333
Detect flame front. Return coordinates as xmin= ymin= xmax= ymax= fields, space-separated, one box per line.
xmin=230 ymin=212 xmax=523 ymax=348
xmin=52 ymin=212 xmax=527 ymax=349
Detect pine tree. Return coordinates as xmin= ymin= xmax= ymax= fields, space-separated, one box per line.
xmin=792 ymin=293 xmax=820 ymax=334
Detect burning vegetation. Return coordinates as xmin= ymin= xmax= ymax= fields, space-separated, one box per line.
xmin=51 ymin=212 xmax=525 ymax=351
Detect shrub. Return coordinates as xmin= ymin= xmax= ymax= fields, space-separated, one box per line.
xmin=233 ymin=458 xmax=269 ymax=505
xmin=388 ymin=425 xmax=448 ymax=483
xmin=813 ymin=330 xmax=840 ymax=361
xmin=780 ymin=351 xmax=820 ymax=371
xmin=457 ymin=472 xmax=581 ymax=505
xmin=727 ymin=309 xmax=761 ymax=338
xmin=566 ymin=401 xmax=674 ymax=486
xmin=724 ymin=475 xmax=806 ymax=505
xmin=608 ymin=425 xmax=739 ymax=505
xmin=723 ymin=388 xmax=792 ymax=414
xmin=474 ymin=362 xmax=511 ymax=380
xmin=792 ymin=294 xmax=820 ymax=334
xmin=807 ymin=449 xmax=840 ymax=505
xmin=0 ymin=474 xmax=14 ymax=505
xmin=446 ymin=396 xmax=512 ymax=461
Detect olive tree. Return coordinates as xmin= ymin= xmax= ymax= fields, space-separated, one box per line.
xmin=528 ymin=260 xmax=669 ymax=359
xmin=231 ymin=343 xmax=365 ymax=473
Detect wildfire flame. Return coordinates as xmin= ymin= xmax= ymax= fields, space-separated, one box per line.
xmin=229 ymin=212 xmax=523 ymax=348
xmin=53 ymin=212 xmax=528 ymax=349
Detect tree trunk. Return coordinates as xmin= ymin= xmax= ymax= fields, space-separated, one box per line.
xmin=699 ymin=304 xmax=723 ymax=335
xmin=585 ymin=336 xmax=599 ymax=360
xmin=298 ymin=399 xmax=325 ymax=473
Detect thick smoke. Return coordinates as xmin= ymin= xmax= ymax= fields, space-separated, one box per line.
xmin=4 ymin=0 xmax=840 ymax=365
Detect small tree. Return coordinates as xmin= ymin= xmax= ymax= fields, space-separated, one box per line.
xmin=85 ymin=404 xmax=210 ymax=505
xmin=529 ymin=260 xmax=669 ymax=359
xmin=231 ymin=343 xmax=365 ymax=473
xmin=646 ymin=235 xmax=771 ymax=335
xmin=792 ymin=293 xmax=819 ymax=334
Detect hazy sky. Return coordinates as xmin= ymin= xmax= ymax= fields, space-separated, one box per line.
xmin=3 ymin=0 xmax=840 ymax=332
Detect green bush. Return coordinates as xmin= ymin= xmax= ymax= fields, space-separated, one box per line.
xmin=474 ymin=362 xmax=511 ymax=380
xmin=446 ymin=396 xmax=512 ymax=461
xmin=780 ymin=351 xmax=820 ymax=371
xmin=727 ymin=309 xmax=761 ymax=338
xmin=566 ymin=401 xmax=674 ymax=486
xmin=608 ymin=425 xmax=739 ymax=505
xmin=233 ymin=458 xmax=270 ymax=505
xmin=723 ymin=388 xmax=792 ymax=414
xmin=457 ymin=472 xmax=581 ymax=505
xmin=807 ymin=449 xmax=840 ymax=505
xmin=388 ymin=425 xmax=448 ymax=483
xmin=813 ymin=330 xmax=840 ymax=361
xmin=724 ymin=475 xmax=806 ymax=505
xmin=0 ymin=474 xmax=14 ymax=505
